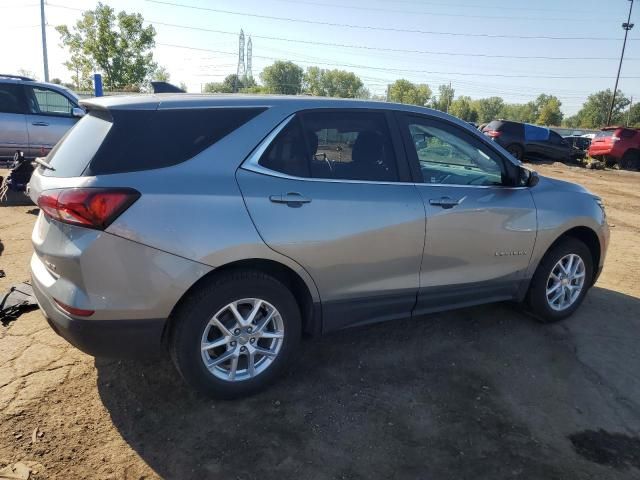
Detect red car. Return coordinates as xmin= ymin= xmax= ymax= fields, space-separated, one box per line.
xmin=588 ymin=126 xmax=640 ymax=170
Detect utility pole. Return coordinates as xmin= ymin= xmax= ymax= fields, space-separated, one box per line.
xmin=607 ymin=0 xmax=634 ymax=126
xmin=446 ymin=81 xmax=452 ymax=113
xmin=40 ymin=0 xmax=49 ymax=82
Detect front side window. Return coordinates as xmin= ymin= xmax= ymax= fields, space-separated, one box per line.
xmin=27 ymin=86 xmax=74 ymax=116
xmin=406 ymin=117 xmax=505 ymax=186
xmin=0 ymin=84 xmax=27 ymax=114
xmin=259 ymin=110 xmax=400 ymax=182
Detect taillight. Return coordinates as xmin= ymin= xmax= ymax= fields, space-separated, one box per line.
xmin=611 ymin=136 xmax=620 ymax=143
xmin=37 ymin=188 xmax=140 ymax=230
xmin=54 ymin=299 xmax=94 ymax=317
xmin=485 ymin=130 xmax=502 ymax=138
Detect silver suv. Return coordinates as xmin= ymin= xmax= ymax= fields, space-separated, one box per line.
xmin=28 ymin=95 xmax=609 ymax=398
xmin=0 ymin=74 xmax=84 ymax=163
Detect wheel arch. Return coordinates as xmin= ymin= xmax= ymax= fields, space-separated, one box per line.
xmin=164 ymin=258 xmax=321 ymax=345
xmin=540 ymin=226 xmax=601 ymax=286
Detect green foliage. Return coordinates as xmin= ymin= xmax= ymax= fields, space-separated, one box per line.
xmin=627 ymin=102 xmax=640 ymax=127
xmin=566 ymin=89 xmax=630 ymax=128
xmin=388 ymin=79 xmax=431 ymax=106
xmin=17 ymin=68 xmax=38 ymax=80
xmin=203 ymin=74 xmax=257 ymax=93
xmin=260 ymin=61 xmax=304 ymax=94
xmin=56 ymin=2 xmax=157 ymax=90
xmin=431 ymin=84 xmax=455 ymax=112
xmin=474 ymin=97 xmax=505 ymax=123
xmin=448 ymin=96 xmax=478 ymax=122
xmin=152 ymin=66 xmax=170 ymax=82
xmin=536 ymin=96 xmax=563 ymax=126
xmin=303 ymin=67 xmax=364 ymax=98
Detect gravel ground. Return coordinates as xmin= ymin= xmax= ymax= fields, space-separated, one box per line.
xmin=1 ymin=162 xmax=639 ymax=480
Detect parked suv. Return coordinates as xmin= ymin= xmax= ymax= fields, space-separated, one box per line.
xmin=28 ymin=96 xmax=608 ymax=398
xmin=0 ymin=74 xmax=84 ymax=163
xmin=588 ymin=127 xmax=640 ymax=170
xmin=483 ymin=120 xmax=576 ymax=162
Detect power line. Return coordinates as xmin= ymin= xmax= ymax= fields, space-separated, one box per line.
xmin=265 ymin=0 xmax=601 ymax=23
xmin=158 ymin=42 xmax=640 ymax=79
xmin=147 ymin=20 xmax=639 ymax=61
xmin=146 ymin=0 xmax=638 ymax=42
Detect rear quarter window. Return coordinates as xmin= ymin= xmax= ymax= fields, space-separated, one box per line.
xmin=44 ymin=107 xmax=266 ymax=177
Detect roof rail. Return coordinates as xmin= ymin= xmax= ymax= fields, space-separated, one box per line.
xmin=0 ymin=74 xmax=35 ymax=81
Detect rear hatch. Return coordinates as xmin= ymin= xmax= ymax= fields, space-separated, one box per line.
xmin=589 ymin=129 xmax=618 ymax=155
xmin=29 ymin=98 xmax=268 ymax=272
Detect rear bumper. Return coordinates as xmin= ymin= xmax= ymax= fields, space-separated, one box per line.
xmin=31 ymin=264 xmax=166 ymax=358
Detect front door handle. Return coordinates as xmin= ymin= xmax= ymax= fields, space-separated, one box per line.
xmin=429 ymin=196 xmax=461 ymax=209
xmin=269 ymin=192 xmax=312 ymax=206
xmin=31 ymin=121 xmax=49 ymax=126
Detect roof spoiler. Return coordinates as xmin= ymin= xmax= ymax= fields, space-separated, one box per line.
xmin=151 ymin=81 xmax=185 ymax=93
xmin=0 ymin=74 xmax=34 ymax=81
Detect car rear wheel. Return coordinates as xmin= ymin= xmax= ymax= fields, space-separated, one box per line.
xmin=526 ymin=238 xmax=593 ymax=323
xmin=170 ymin=270 xmax=301 ymax=398
xmin=619 ymin=150 xmax=640 ymax=171
xmin=506 ymin=144 xmax=524 ymax=160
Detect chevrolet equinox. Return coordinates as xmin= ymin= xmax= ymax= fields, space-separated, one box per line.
xmin=28 ymin=95 xmax=609 ymax=398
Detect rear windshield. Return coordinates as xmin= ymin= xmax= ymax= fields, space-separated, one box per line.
xmin=43 ymin=107 xmax=266 ymax=177
xmin=595 ymin=130 xmax=615 ymax=138
xmin=485 ymin=120 xmax=522 ymax=135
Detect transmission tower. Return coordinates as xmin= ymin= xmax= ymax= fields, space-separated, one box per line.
xmin=235 ymin=29 xmax=246 ymax=92
xmin=246 ymin=36 xmax=253 ymax=81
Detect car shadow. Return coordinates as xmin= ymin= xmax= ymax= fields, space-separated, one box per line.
xmin=95 ymin=287 xmax=640 ymax=479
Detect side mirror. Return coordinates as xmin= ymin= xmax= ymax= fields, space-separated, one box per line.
xmin=527 ymin=170 xmax=540 ymax=187
xmin=72 ymin=107 xmax=85 ymax=118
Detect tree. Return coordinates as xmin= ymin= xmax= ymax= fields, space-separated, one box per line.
xmin=179 ymin=81 xmax=188 ymax=92
xmin=537 ymin=96 xmax=563 ymax=126
xmin=303 ymin=67 xmax=364 ymax=98
xmin=571 ymin=89 xmax=630 ymax=128
xmin=17 ymin=68 xmax=38 ymax=80
xmin=431 ymin=84 xmax=455 ymax=113
xmin=56 ymin=3 xmax=157 ymax=90
xmin=203 ymin=74 xmax=256 ymax=93
xmin=627 ymin=102 xmax=640 ymax=127
xmin=474 ymin=97 xmax=505 ymax=123
xmin=500 ymin=102 xmax=537 ymax=123
xmin=388 ymin=79 xmax=431 ymax=106
xmin=152 ymin=66 xmax=170 ymax=82
xmin=449 ymin=96 xmax=478 ymax=122
xmin=260 ymin=61 xmax=304 ymax=95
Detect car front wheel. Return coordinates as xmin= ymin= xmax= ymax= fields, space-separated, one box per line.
xmin=526 ymin=238 xmax=593 ymax=323
xmin=170 ymin=270 xmax=301 ymax=398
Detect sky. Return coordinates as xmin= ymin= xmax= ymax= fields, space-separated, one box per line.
xmin=1 ymin=0 xmax=638 ymax=116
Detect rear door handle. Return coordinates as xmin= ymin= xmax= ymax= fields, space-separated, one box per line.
xmin=429 ymin=197 xmax=462 ymax=209
xmin=31 ymin=121 xmax=49 ymax=126
xmin=269 ymin=192 xmax=312 ymax=206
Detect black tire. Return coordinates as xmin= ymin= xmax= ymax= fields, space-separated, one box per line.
xmin=506 ymin=144 xmax=524 ymax=160
xmin=526 ymin=238 xmax=593 ymax=323
xmin=619 ymin=150 xmax=640 ymax=171
xmin=170 ymin=270 xmax=301 ymax=398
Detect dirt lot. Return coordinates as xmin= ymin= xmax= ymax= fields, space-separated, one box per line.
xmin=1 ymin=162 xmax=639 ymax=479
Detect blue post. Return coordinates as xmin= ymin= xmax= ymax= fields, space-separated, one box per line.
xmin=94 ymin=73 xmax=103 ymax=97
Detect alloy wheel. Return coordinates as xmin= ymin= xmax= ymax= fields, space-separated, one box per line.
xmin=200 ymin=298 xmax=285 ymax=382
xmin=546 ymin=254 xmax=586 ymax=311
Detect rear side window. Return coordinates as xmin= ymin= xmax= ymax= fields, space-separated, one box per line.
xmin=44 ymin=107 xmax=265 ymax=177
xmin=0 ymin=84 xmax=27 ymax=114
xmin=259 ymin=110 xmax=399 ymax=182
xmin=259 ymin=117 xmax=311 ymax=178
xmin=620 ymin=129 xmax=636 ymax=139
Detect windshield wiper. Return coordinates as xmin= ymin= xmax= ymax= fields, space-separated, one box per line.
xmin=34 ymin=157 xmax=55 ymax=171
